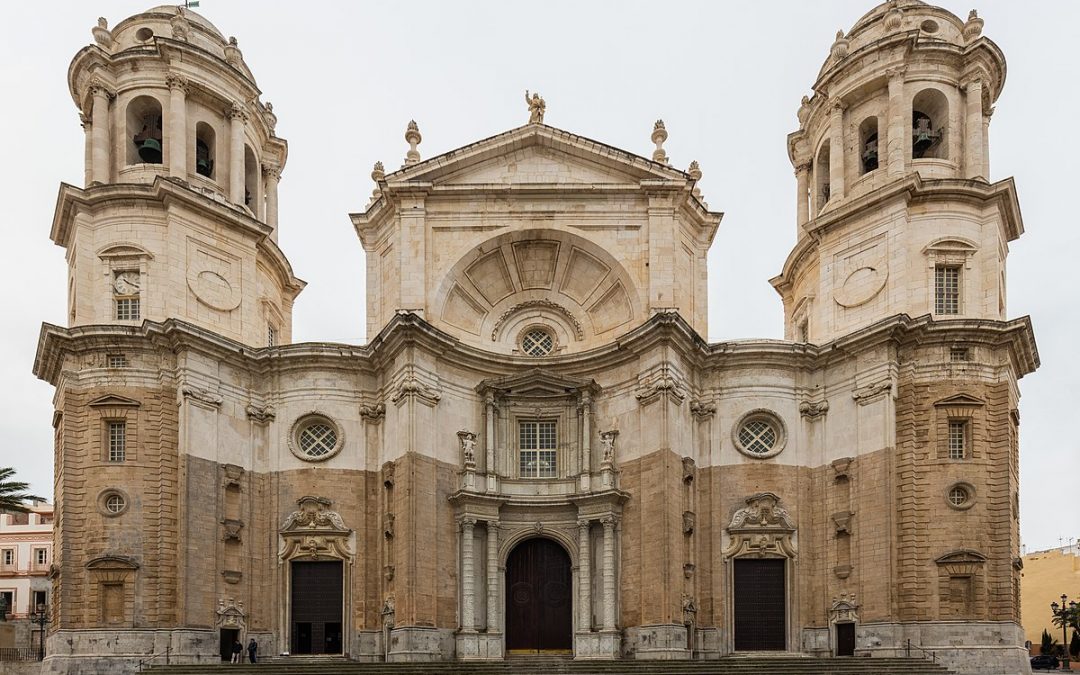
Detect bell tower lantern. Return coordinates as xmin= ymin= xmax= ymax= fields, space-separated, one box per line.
xmin=52 ymin=6 xmax=303 ymax=346
xmin=773 ymin=1 xmax=1022 ymax=345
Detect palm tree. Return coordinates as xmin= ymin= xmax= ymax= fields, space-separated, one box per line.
xmin=0 ymin=467 xmax=45 ymax=513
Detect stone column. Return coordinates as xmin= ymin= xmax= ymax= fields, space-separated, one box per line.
xmin=485 ymin=522 xmax=499 ymax=632
xmin=461 ymin=517 xmax=476 ymax=631
xmin=580 ymin=393 xmax=592 ymax=491
xmin=578 ymin=519 xmax=592 ymax=632
xmin=228 ymin=102 xmax=248 ymax=205
xmin=485 ymin=393 xmax=497 ymax=493
xmin=89 ymin=81 xmax=112 ymax=185
xmin=886 ymin=68 xmax=906 ymax=178
xmin=600 ymin=516 xmax=617 ymax=631
xmin=795 ymin=163 xmax=810 ymax=229
xmin=964 ymin=78 xmax=985 ymax=180
xmin=982 ymin=107 xmax=993 ymax=180
xmin=80 ymin=113 xmax=93 ymax=187
xmin=262 ymin=164 xmax=281 ymax=237
xmin=166 ymin=73 xmax=188 ymax=178
xmin=828 ymin=99 xmax=846 ymax=201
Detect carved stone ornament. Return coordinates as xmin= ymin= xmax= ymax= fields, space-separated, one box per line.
xmin=390 ymin=375 xmax=441 ymax=407
xmin=224 ymin=37 xmax=243 ymax=67
xmin=635 ymin=367 xmax=687 ymax=406
xmin=883 ymin=1 xmax=903 ymax=32
xmin=381 ymin=595 xmax=396 ymax=628
xmin=181 ymin=385 xmax=223 ymax=408
xmin=651 ymin=119 xmax=669 ymax=164
xmin=599 ymin=429 xmax=618 ymax=464
xmin=525 ymin=90 xmax=546 ymax=124
xmin=170 ymin=8 xmax=191 ymax=41
xmin=963 ymin=9 xmax=984 ymax=43
xmin=682 ymin=595 xmax=698 ymax=623
xmin=829 ymin=593 xmax=859 ymax=623
xmin=457 ymin=430 xmax=477 ymax=468
xmin=263 ymin=102 xmax=278 ymax=134
xmin=222 ymin=464 xmax=244 ymax=489
xmin=359 ymin=402 xmax=386 ymax=422
xmin=799 ymin=399 xmax=830 ymax=419
xmin=221 ymin=518 xmax=244 ymax=542
xmin=797 ymin=95 xmax=812 ymax=127
xmin=404 ymin=120 xmax=422 ymax=166
xmin=832 ymin=511 xmax=853 ymax=535
xmin=278 ymin=496 xmax=353 ymax=563
xmin=690 ymin=400 xmax=716 ymax=419
xmin=92 ymin=17 xmax=113 ymax=49
xmin=245 ymin=404 xmax=275 ymax=423
xmin=852 ymin=380 xmax=891 ymax=405
xmin=216 ymin=597 xmax=246 ymax=629
xmin=682 ymin=511 xmax=696 ymax=536
xmin=723 ymin=492 xmax=798 ymax=560
xmin=935 ymin=549 xmax=986 ymax=576
xmin=830 ymin=29 xmax=850 ymax=60
xmin=682 ymin=456 xmax=696 ymax=484
xmin=831 ymin=457 xmax=853 ymax=481
xmin=490 ymin=299 xmax=584 ymax=341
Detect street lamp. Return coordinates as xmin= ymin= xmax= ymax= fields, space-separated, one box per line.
xmin=1050 ymin=594 xmax=1077 ymax=671
xmin=30 ymin=603 xmax=49 ymax=662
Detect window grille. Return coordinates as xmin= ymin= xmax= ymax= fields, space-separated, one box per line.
xmin=948 ymin=420 xmax=967 ymax=459
xmin=298 ymin=422 xmax=337 ymax=458
xmin=115 ymin=298 xmax=140 ymax=321
xmin=738 ymin=419 xmax=778 ymax=455
xmin=108 ymin=422 xmax=126 ymax=462
xmin=519 ymin=420 xmax=557 ymax=478
xmin=948 ymin=486 xmax=969 ymax=507
xmin=521 ymin=328 xmax=554 ymax=357
xmin=935 ymin=265 xmax=960 ymax=315
xmin=949 ymin=346 xmax=969 ymax=362
xmin=105 ymin=494 xmax=126 ymax=514
xmin=107 ymin=354 xmax=128 ymax=368
xmin=267 ymin=325 xmax=277 ymax=347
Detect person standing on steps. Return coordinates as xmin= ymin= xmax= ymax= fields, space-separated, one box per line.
xmin=231 ymin=639 xmax=242 ymax=663
xmin=247 ymin=638 xmax=258 ymax=664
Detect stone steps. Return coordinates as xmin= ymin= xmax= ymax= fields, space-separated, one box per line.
xmin=142 ymin=656 xmax=955 ymax=674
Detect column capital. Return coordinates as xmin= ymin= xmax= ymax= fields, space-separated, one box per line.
xmin=485 ymin=520 xmax=500 ymax=532
xmin=165 ymin=72 xmax=189 ymax=92
xmin=460 ymin=516 xmax=477 ymax=530
xmin=79 ymin=112 xmax=91 ymax=129
xmin=578 ymin=518 xmax=592 ymax=531
xmin=829 ymin=98 xmax=847 ymax=115
xmin=261 ymin=163 xmax=282 ymax=181
xmin=961 ymin=76 xmax=984 ymax=92
xmin=228 ymin=101 xmax=249 ymax=122
xmin=885 ymin=66 xmax=907 ymax=81
xmin=87 ymin=78 xmax=114 ymax=99
xmin=600 ymin=515 xmax=618 ymax=529
xmin=794 ymin=162 xmax=812 ymax=175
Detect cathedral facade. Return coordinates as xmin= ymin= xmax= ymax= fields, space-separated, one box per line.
xmin=33 ymin=2 xmax=1038 ymax=674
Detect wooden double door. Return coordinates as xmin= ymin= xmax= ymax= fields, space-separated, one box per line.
xmin=733 ymin=558 xmax=786 ymax=651
xmin=505 ymin=538 xmax=573 ymax=654
xmin=290 ymin=560 xmax=343 ymax=655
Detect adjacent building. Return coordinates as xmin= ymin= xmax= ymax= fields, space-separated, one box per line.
xmin=1020 ymin=544 xmax=1080 ymax=653
xmin=0 ymin=502 xmax=54 ymax=651
xmin=31 ymin=2 xmax=1039 ymax=674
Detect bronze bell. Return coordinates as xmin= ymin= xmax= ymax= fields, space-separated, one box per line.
xmin=196 ymin=139 xmax=213 ymax=177
xmin=912 ymin=115 xmax=936 ymax=157
xmin=133 ymin=116 xmax=163 ymax=164
xmin=862 ymin=135 xmax=879 ymax=172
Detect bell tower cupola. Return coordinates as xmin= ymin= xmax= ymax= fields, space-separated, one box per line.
xmin=773 ymin=1 xmax=1023 ymax=345
xmin=51 ymin=6 xmax=303 ymax=346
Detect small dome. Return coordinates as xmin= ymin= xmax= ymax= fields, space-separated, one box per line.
xmin=850 ymin=0 xmax=929 ymax=34
xmin=143 ymin=5 xmax=225 ymax=39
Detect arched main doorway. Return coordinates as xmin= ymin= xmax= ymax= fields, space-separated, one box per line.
xmin=505 ymin=538 xmax=573 ymax=655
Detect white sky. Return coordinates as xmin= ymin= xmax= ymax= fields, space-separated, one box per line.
xmin=0 ymin=1 xmax=1076 ymax=553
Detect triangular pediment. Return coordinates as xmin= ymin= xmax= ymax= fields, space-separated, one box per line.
xmin=933 ymin=394 xmax=985 ymax=407
xmin=387 ymin=124 xmax=689 ymax=187
xmin=477 ymin=367 xmax=598 ymax=397
xmin=87 ymin=394 xmax=141 ymax=408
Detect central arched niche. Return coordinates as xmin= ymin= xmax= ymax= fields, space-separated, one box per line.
xmin=432 ymin=229 xmax=642 ymax=354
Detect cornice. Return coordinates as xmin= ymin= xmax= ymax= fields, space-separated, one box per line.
xmin=33 ymin=311 xmax=1038 ymax=390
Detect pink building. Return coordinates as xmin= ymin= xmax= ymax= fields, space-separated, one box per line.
xmin=0 ymin=502 xmax=53 ymax=649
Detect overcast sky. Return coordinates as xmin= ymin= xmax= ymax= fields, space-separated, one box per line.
xmin=0 ymin=1 xmax=1076 ymax=553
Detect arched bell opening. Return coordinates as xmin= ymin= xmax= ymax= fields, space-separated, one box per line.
xmin=814 ymin=140 xmax=831 ymax=212
xmin=859 ymin=117 xmax=879 ymax=174
xmin=912 ymin=88 xmax=949 ymax=159
xmin=504 ymin=537 xmax=573 ymax=655
xmin=195 ymin=122 xmax=216 ymax=179
xmin=244 ymin=145 xmax=259 ymax=211
xmin=126 ymin=96 xmax=164 ymax=165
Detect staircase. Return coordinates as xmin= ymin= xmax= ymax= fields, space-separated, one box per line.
xmin=142 ymin=655 xmax=955 ymax=674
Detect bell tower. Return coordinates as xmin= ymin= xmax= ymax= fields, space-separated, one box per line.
xmin=773 ymin=1 xmax=1020 ymax=344
xmin=55 ymin=5 xmax=303 ymax=346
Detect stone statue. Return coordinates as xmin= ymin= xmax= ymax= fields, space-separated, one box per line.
xmin=525 ymin=90 xmax=546 ymax=124
xmin=457 ymin=430 xmax=477 ymax=465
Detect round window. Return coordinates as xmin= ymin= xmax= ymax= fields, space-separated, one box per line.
xmin=289 ymin=414 xmax=344 ymax=462
xmin=946 ymin=484 xmax=975 ymax=510
xmin=98 ymin=489 xmax=129 ymax=517
xmin=920 ymin=19 xmax=939 ymax=34
xmin=135 ymin=27 xmax=155 ymax=41
xmin=521 ymin=327 xmax=555 ymax=357
xmin=732 ymin=410 xmax=787 ymax=459
xmin=105 ymin=494 xmax=126 ymax=513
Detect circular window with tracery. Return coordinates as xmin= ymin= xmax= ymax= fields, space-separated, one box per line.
xmin=732 ymin=410 xmax=787 ymax=459
xmin=521 ymin=327 xmax=555 ymax=357
xmin=289 ymin=414 xmax=344 ymax=462
xmin=97 ymin=489 xmax=129 ymax=517
xmin=946 ymin=482 xmax=975 ymax=510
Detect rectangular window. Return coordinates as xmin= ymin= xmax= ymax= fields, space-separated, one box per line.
xmin=935 ymin=265 xmax=960 ymax=315
xmin=949 ymin=346 xmax=969 ymax=362
xmin=34 ymin=549 xmax=47 ymax=566
xmin=0 ymin=591 xmax=12 ymax=613
xmin=115 ymin=298 xmax=140 ymax=321
xmin=108 ymin=422 xmax=126 ymax=462
xmin=106 ymin=354 xmax=128 ymax=368
xmin=1 ymin=549 xmax=13 ymax=566
xmin=948 ymin=420 xmax=968 ymax=460
xmin=519 ymin=420 xmax=557 ymax=478
xmin=32 ymin=590 xmax=46 ymax=613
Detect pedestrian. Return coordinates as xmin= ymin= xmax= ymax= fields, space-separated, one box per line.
xmin=247 ymin=638 xmax=258 ymax=664
xmin=231 ymin=639 xmax=242 ymax=663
